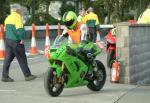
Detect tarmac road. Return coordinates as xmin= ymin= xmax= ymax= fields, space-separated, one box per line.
xmin=0 ymin=49 xmax=150 ymax=103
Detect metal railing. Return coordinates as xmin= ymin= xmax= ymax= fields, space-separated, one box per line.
xmin=24 ymin=24 xmax=114 ymax=31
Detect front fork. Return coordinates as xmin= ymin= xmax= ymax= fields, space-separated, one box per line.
xmin=85 ymin=60 xmax=97 ymax=80
xmin=52 ymin=60 xmax=65 ymax=84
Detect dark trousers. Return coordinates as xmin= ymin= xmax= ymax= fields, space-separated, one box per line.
xmin=88 ymin=27 xmax=97 ymax=43
xmin=2 ymin=39 xmax=31 ymax=78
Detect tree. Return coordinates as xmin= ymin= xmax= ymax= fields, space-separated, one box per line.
xmin=44 ymin=0 xmax=51 ymax=22
xmin=21 ymin=0 xmax=33 ymax=14
xmin=82 ymin=0 xmax=150 ymax=23
xmin=0 ymin=0 xmax=10 ymax=24
xmin=59 ymin=1 xmax=75 ymax=17
xmin=1 ymin=0 xmax=150 ymax=24
xmin=128 ymin=0 xmax=150 ymax=19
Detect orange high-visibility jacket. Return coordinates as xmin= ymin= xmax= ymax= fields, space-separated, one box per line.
xmin=67 ymin=22 xmax=82 ymax=44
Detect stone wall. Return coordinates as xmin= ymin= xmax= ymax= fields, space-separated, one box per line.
xmin=116 ymin=22 xmax=150 ymax=85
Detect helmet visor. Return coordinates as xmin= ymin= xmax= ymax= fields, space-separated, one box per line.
xmin=64 ymin=19 xmax=74 ymax=27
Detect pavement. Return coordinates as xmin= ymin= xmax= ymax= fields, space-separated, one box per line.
xmin=0 ymin=46 xmax=150 ymax=103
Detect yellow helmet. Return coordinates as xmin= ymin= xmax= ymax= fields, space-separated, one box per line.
xmin=62 ymin=11 xmax=77 ymax=29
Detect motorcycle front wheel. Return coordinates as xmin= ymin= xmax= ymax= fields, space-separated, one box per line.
xmin=87 ymin=60 xmax=106 ymax=91
xmin=44 ymin=68 xmax=64 ymax=97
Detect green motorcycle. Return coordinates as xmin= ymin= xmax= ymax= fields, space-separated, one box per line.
xmin=44 ymin=35 xmax=106 ymax=97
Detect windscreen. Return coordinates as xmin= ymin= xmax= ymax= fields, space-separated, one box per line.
xmin=52 ymin=35 xmax=68 ymax=48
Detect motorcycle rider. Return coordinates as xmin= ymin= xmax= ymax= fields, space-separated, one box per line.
xmin=62 ymin=11 xmax=94 ymax=60
xmin=62 ymin=11 xmax=88 ymax=45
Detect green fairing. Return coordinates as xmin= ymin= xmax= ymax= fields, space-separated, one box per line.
xmin=48 ymin=36 xmax=101 ymax=88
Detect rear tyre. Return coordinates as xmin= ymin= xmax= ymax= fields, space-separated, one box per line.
xmin=44 ymin=68 xmax=64 ymax=97
xmin=107 ymin=49 xmax=115 ymax=68
xmin=87 ymin=60 xmax=106 ymax=91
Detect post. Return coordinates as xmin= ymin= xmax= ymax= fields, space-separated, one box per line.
xmin=116 ymin=22 xmax=150 ymax=85
xmin=57 ymin=18 xmax=61 ymax=35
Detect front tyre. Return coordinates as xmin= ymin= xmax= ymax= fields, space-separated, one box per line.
xmin=44 ymin=68 xmax=64 ymax=97
xmin=87 ymin=60 xmax=106 ymax=91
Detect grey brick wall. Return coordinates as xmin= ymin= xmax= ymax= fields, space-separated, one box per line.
xmin=116 ymin=22 xmax=150 ymax=85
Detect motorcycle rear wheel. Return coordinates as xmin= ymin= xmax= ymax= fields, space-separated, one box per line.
xmin=44 ymin=68 xmax=64 ymax=97
xmin=87 ymin=60 xmax=106 ymax=91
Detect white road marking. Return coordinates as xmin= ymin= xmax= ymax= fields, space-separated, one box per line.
xmin=0 ymin=56 xmax=42 ymax=65
xmin=0 ymin=90 xmax=16 ymax=92
xmin=28 ymin=56 xmax=40 ymax=60
xmin=13 ymin=56 xmax=41 ymax=62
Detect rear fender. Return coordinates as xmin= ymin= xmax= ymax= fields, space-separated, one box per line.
xmin=107 ymin=45 xmax=116 ymax=53
xmin=109 ymin=46 xmax=116 ymax=50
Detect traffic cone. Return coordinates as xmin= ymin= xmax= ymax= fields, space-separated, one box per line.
xmin=44 ymin=23 xmax=50 ymax=59
xmin=96 ymin=33 xmax=104 ymax=50
xmin=29 ymin=23 xmax=38 ymax=55
xmin=45 ymin=23 xmax=50 ymax=49
xmin=0 ymin=24 xmax=5 ymax=60
xmin=111 ymin=60 xmax=120 ymax=83
xmin=44 ymin=46 xmax=50 ymax=60
xmin=57 ymin=22 xmax=61 ymax=35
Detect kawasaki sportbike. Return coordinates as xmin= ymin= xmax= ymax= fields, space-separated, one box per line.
xmin=44 ymin=35 xmax=106 ymax=97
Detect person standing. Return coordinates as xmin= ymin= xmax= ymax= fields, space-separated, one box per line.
xmin=1 ymin=3 xmax=36 ymax=82
xmin=84 ymin=7 xmax=100 ymax=42
xmin=137 ymin=4 xmax=150 ymax=23
xmin=77 ymin=9 xmax=85 ymax=23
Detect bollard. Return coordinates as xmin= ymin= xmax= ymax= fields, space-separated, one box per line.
xmin=0 ymin=24 xmax=5 ymax=60
xmin=45 ymin=23 xmax=50 ymax=49
xmin=96 ymin=32 xmax=104 ymax=51
xmin=29 ymin=23 xmax=38 ymax=55
xmin=44 ymin=23 xmax=50 ymax=59
xmin=57 ymin=22 xmax=61 ymax=35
